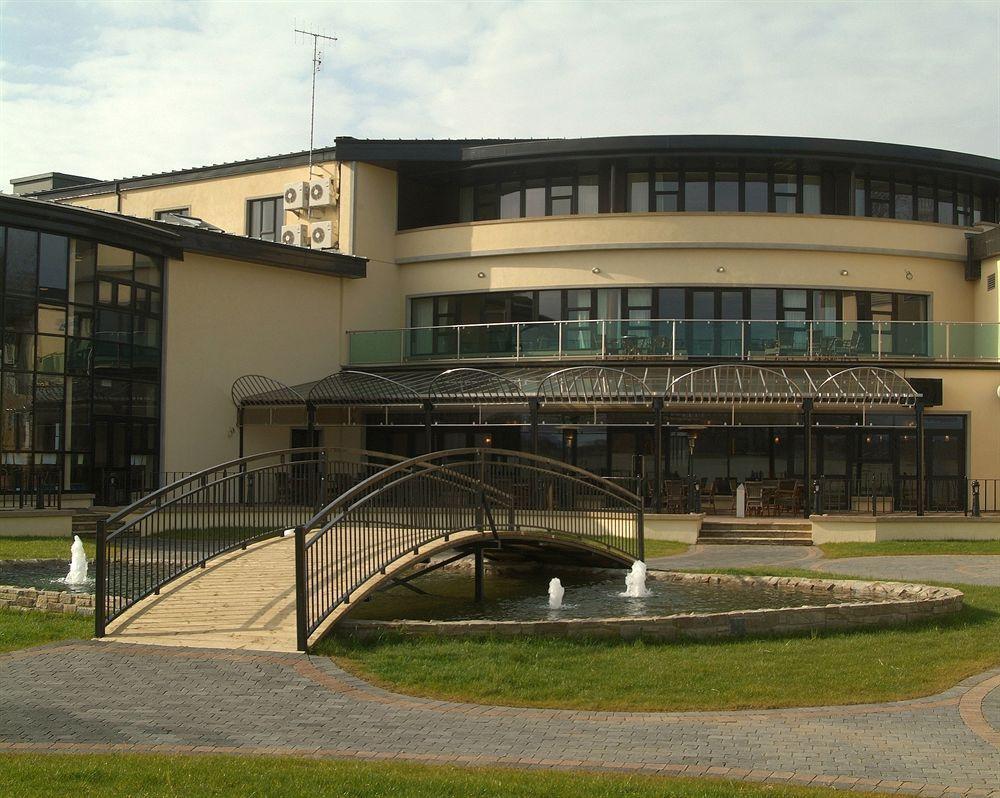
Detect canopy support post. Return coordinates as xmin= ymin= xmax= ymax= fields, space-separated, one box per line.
xmin=423 ymin=401 xmax=434 ymax=453
xmin=653 ymin=398 xmax=663 ymax=513
xmin=915 ymin=399 xmax=925 ymax=516
xmin=529 ymin=398 xmax=540 ymax=455
xmin=802 ymin=398 xmax=813 ymax=519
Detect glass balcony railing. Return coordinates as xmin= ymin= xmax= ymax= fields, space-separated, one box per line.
xmin=346 ymin=319 xmax=1000 ymax=365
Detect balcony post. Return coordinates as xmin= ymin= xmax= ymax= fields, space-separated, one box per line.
xmin=558 ymin=322 xmax=563 ymax=359
xmin=515 ymin=323 xmax=521 ymax=360
xmin=740 ymin=320 xmax=746 ymax=360
xmin=915 ymin=398 xmax=925 ymax=516
xmin=529 ymin=398 xmax=540 ymax=455
xmin=945 ymin=323 xmax=951 ymax=360
xmin=456 ymin=326 xmax=461 ymax=360
xmin=601 ymin=320 xmax=607 ymax=359
xmin=399 ymin=328 xmax=405 ymax=364
xmin=671 ymin=320 xmax=677 ymax=359
xmin=877 ymin=322 xmax=883 ymax=360
xmin=808 ymin=323 xmax=814 ymax=359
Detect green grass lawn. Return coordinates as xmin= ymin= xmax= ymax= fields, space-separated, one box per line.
xmin=0 ymin=754 xmax=888 ymax=798
xmin=320 ymin=573 xmax=1000 ymax=712
xmin=0 ymin=607 xmax=91 ymax=653
xmin=642 ymin=538 xmax=689 ymax=558
xmin=819 ymin=539 xmax=1000 ymax=558
xmin=0 ymin=535 xmax=93 ymax=561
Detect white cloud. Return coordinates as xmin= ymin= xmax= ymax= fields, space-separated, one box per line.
xmin=1 ymin=0 xmax=997 ymax=187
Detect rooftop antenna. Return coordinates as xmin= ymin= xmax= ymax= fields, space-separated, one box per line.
xmin=294 ymin=26 xmax=338 ymax=178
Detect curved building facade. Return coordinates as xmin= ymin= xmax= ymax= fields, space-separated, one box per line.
xmin=12 ymin=135 xmax=1000 ymax=515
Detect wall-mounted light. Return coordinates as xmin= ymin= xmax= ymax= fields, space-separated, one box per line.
xmin=482 ymin=434 xmax=493 ymax=447
xmin=477 ymin=271 xmax=486 ymax=279
xmin=840 ymin=269 xmax=850 ymax=277
xmin=592 ymin=267 xmax=601 ymax=274
xmin=716 ymin=266 xmax=726 ymax=273
xmin=905 ymin=270 xmax=914 ymax=280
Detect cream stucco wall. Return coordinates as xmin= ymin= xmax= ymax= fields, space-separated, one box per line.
xmin=161 ymin=252 xmax=345 ymax=472
xmin=974 ymin=256 xmax=1000 ymax=324
xmin=61 ymin=161 xmax=341 ymax=243
xmin=390 ymin=214 xmax=973 ymax=326
xmin=339 ymin=162 xmax=403 ymax=331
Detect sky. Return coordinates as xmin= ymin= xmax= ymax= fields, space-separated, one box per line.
xmin=1 ymin=0 xmax=998 ymax=189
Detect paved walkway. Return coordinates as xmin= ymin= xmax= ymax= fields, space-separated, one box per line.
xmin=649 ymin=545 xmax=1000 ymax=586
xmin=1 ymin=641 xmax=998 ymax=796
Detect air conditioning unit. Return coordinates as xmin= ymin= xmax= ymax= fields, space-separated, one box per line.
xmin=280 ymin=224 xmax=308 ymax=247
xmin=283 ymin=181 xmax=309 ymax=211
xmin=309 ymin=221 xmax=336 ymax=249
xmin=308 ymin=178 xmax=334 ymax=208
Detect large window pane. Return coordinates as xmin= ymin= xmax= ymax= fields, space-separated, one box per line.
xmin=654 ymin=172 xmax=678 ymax=211
xmin=5 ymin=228 xmax=38 ymax=295
xmin=853 ymin=178 xmax=867 ymax=216
xmin=596 ymin=288 xmax=621 ymax=319
xmin=917 ymin=185 xmax=935 ymax=221
xmin=2 ymin=332 xmax=33 ymax=371
xmin=38 ymin=234 xmax=68 ymax=301
xmin=549 ymin=178 xmax=573 ymax=216
xmin=33 ymin=375 xmax=64 ymax=451
xmin=628 ymin=173 xmax=650 ymax=212
xmin=4 ymin=297 xmax=35 ymax=332
xmin=802 ymin=175 xmax=821 ymax=214
xmin=684 ymin=172 xmax=709 ymax=211
xmin=97 ymin=244 xmax=133 ymax=277
xmin=894 ymin=183 xmax=913 ymax=220
xmin=658 ymin=288 xmax=684 ymax=318
xmin=578 ymin=175 xmax=599 ymax=214
xmin=71 ymin=240 xmax=96 ymax=305
xmin=474 ymin=184 xmax=498 ymax=220
xmin=936 ymin=188 xmax=954 ymax=224
xmin=537 ymin=290 xmax=561 ymax=321
xmin=524 ymin=179 xmax=545 ymax=217
xmin=714 ymin=172 xmax=739 ymax=211
xmin=35 ymin=335 xmax=65 ymax=373
xmin=499 ymin=181 xmax=520 ymax=218
xmin=870 ymin=180 xmax=891 ymax=218
xmin=750 ymin=289 xmax=777 ymax=320
xmin=744 ymin=173 xmax=767 ymax=212
xmin=1 ymin=372 xmax=33 ymax=451
xmin=134 ymin=253 xmax=161 ymax=287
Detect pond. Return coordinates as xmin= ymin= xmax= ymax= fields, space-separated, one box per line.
xmin=0 ymin=560 xmax=94 ymax=595
xmin=346 ymin=567 xmax=868 ymax=622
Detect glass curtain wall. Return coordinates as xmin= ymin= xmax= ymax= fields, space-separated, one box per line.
xmin=0 ymin=226 xmax=163 ymax=501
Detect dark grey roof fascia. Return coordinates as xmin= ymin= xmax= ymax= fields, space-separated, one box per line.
xmin=970 ymin=225 xmax=1000 ymax=260
xmin=22 ymin=146 xmax=339 ymax=201
xmin=0 ymin=194 xmax=366 ymax=277
xmin=0 ymin=193 xmax=184 ymax=259
xmin=336 ymin=135 xmax=1000 ymax=180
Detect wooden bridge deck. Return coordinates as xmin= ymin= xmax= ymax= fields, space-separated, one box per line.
xmin=104 ymin=537 xmax=299 ymax=652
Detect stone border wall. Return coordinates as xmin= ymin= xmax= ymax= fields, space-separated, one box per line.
xmin=0 ymin=558 xmax=95 ymax=617
xmin=337 ymin=571 xmax=963 ymax=642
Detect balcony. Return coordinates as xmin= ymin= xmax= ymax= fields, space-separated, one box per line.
xmin=347 ymin=319 xmax=1000 ymax=366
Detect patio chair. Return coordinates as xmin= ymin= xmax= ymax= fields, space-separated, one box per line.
xmin=744 ymin=482 xmax=764 ymax=516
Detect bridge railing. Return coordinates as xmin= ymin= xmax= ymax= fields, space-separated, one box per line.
xmin=296 ymin=448 xmax=644 ymax=649
xmin=94 ymin=446 xmax=406 ymax=636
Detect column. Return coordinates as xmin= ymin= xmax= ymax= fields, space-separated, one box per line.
xmin=802 ymin=398 xmax=813 ymax=519
xmin=915 ymin=399 xmax=925 ymax=516
xmin=653 ymin=398 xmax=663 ymax=513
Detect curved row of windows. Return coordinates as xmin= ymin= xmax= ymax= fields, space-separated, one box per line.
xmin=399 ymin=156 xmax=998 ymax=230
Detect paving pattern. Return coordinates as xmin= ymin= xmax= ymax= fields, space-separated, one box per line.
xmin=647 ymin=543 xmax=822 ymax=571
xmin=818 ymin=556 xmax=1000 ymax=587
xmin=1 ymin=641 xmax=998 ymax=796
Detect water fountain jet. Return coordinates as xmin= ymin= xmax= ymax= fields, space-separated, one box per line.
xmin=622 ymin=560 xmax=651 ymax=598
xmin=548 ymin=577 xmax=564 ymax=609
xmin=65 ymin=535 xmax=89 ymax=585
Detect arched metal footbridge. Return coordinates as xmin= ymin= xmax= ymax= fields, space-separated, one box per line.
xmin=95 ymin=448 xmax=643 ymax=652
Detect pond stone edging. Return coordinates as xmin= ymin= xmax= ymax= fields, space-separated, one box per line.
xmin=0 ymin=584 xmax=95 ymax=617
xmin=336 ymin=571 xmax=964 ymax=642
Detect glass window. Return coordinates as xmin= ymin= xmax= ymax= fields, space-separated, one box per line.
xmin=773 ymin=172 xmax=797 ymax=213
xmin=956 ymin=192 xmax=971 ymax=226
xmin=132 ymin=382 xmax=158 ymax=418
xmin=459 ymin=186 xmax=474 ymax=222
xmin=71 ymin=240 xmax=96 ymax=305
xmin=783 ymin=289 xmax=807 ymax=321
xmin=917 ymin=185 xmax=935 ymax=221
xmin=894 ymin=183 xmax=913 ymax=220
xmin=96 ymin=244 xmax=133 ymax=277
xmin=750 ymin=289 xmax=777 ymax=320
xmin=67 ymin=305 xmax=93 ymax=338
xmin=117 ymin=284 xmax=132 ymax=307
xmin=973 ymin=194 xmax=983 ymax=224
xmin=37 ymin=305 xmax=66 ymax=335
xmin=499 ymin=181 xmax=520 ymax=218
xmin=35 ymin=335 xmax=65 ymax=373
xmin=853 ymin=178 xmax=867 ymax=216
xmin=813 ymin=290 xmax=838 ymax=321
xmin=627 ymin=173 xmax=650 ymax=212
xmin=870 ymin=180 xmax=891 ymax=218
xmin=936 ymin=188 xmax=954 ymax=225
xmin=578 ymin=175 xmax=599 ymax=215
xmin=92 ymin=379 xmax=130 ymax=416
xmin=657 ymin=288 xmax=684 ymax=318
xmin=802 ymin=175 xmax=821 ymax=214
xmin=720 ymin=290 xmax=743 ymax=319
xmin=411 ymin=297 xmax=433 ymax=327
xmin=537 ymin=290 xmax=561 ymax=321
xmin=154 ymin=208 xmax=189 ymax=220
xmin=897 ymin=294 xmax=927 ymax=321
xmin=133 ymin=253 xmax=161 ymax=287
xmin=744 ymin=173 xmax=767 ymax=212
xmin=691 ymin=290 xmax=714 ymax=319
xmin=133 ymin=315 xmax=161 ymax=349
xmin=4 ymin=297 xmax=35 ymax=332
xmin=684 ymin=172 xmax=709 ymax=211
xmin=596 ymin=288 xmax=621 ymax=319
xmin=1 ymin=372 xmax=33 ymax=451
xmin=98 ymin=280 xmax=113 ymax=305
xmin=5 ymin=228 xmax=38 ymax=295
xmin=566 ymin=289 xmax=592 ymax=320
xmin=524 ymin=179 xmax=545 ymax=217
xmin=246 ymin=197 xmax=282 ymax=241
xmin=2 ymin=332 xmax=34 ymax=371
xmin=654 ymin=172 xmax=679 ymax=211
xmin=67 ymin=377 xmax=91 ymax=451
xmin=38 ymin=234 xmax=68 ymax=301
xmin=714 ymin=172 xmax=739 ymax=211
xmin=549 ymin=179 xmax=573 ymax=216
xmin=474 ymin=184 xmax=498 ymax=220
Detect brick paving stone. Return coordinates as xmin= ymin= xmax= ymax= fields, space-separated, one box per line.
xmin=2 ymin=641 xmax=999 ymax=795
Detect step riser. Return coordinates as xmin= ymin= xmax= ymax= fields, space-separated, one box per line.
xmin=698 ymin=538 xmax=814 ymax=546
xmin=699 ymin=531 xmax=812 ymax=540
xmin=701 ymin=523 xmax=812 ymax=532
